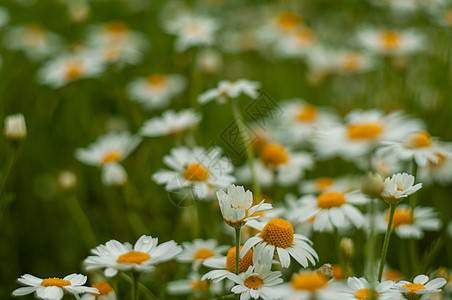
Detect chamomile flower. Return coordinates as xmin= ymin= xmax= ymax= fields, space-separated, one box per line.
xmin=37 ymin=49 xmax=105 ymax=88
xmin=197 ymin=79 xmax=261 ymax=104
xmin=257 ymin=11 xmax=304 ymax=45
xmin=396 ymin=275 xmax=447 ymax=297
xmin=177 ymin=239 xmax=229 ymax=270
xmin=418 ymin=147 xmax=452 ymax=185
xmin=163 ymin=13 xmax=218 ymax=52
xmin=241 ymin=218 xmax=318 ymax=268
xmin=273 ymin=26 xmax=317 ymax=59
xmin=228 ymin=262 xmax=284 ymax=300
xmin=140 ymin=109 xmax=201 ymax=137
xmin=167 ymin=272 xmax=222 ymax=296
xmin=216 ymin=184 xmax=272 ymax=228
xmin=289 ymin=191 xmax=368 ymax=231
xmin=313 ymin=109 xmax=423 ymax=161
xmin=299 ymin=176 xmax=359 ymax=195
xmin=378 ymin=131 xmax=443 ymax=166
xmin=333 ymin=51 xmax=375 ymax=74
xmin=75 ymin=132 xmax=141 ymax=167
xmin=13 ymin=273 xmax=98 ymax=300
xmin=127 ymin=74 xmax=186 ymax=110
xmin=277 ymin=271 xmax=332 ymax=299
xmin=357 ymin=28 xmax=424 ymax=55
xmin=3 ymin=24 xmax=62 ymax=61
xmin=84 ymin=235 xmax=182 ymax=277
xmin=381 ymin=173 xmax=422 ymax=202
xmin=81 ymin=282 xmax=115 ymax=300
xmin=337 ymin=277 xmax=401 ymax=300
xmin=377 ymin=205 xmax=442 ymax=239
xmin=152 ymin=147 xmax=235 ymax=199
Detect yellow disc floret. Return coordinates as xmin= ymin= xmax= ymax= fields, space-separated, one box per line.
xmin=296 ymin=105 xmax=317 ymax=122
xmin=226 ymin=246 xmax=253 ymax=273
xmin=381 ymin=31 xmax=400 ymax=50
xmin=193 ymin=248 xmax=215 ymax=260
xmin=404 ymin=132 xmax=432 ymax=149
xmin=191 ymin=280 xmax=208 ymax=291
xmin=315 ymin=177 xmax=334 ymax=191
xmin=147 ymin=74 xmax=167 ymax=88
xmin=90 ymin=282 xmax=113 ymax=296
xmin=101 ymin=149 xmax=122 ymax=165
xmin=347 ymin=123 xmax=383 ymax=140
xmin=402 ymin=283 xmax=426 ymax=293
xmin=317 ymin=192 xmax=346 ymax=209
xmin=41 ymin=278 xmax=71 ymax=287
xmin=244 ymin=276 xmax=264 ymax=290
xmin=117 ymin=251 xmax=151 ymax=264
xmin=183 ymin=163 xmax=209 ymax=181
xmin=387 ymin=208 xmax=412 ymax=228
xmin=261 ymin=218 xmax=294 ymax=248
xmin=277 ymin=12 xmax=302 ymax=30
xmin=290 ymin=272 xmax=328 ymax=291
xmin=354 ymin=288 xmax=379 ymax=300
xmin=260 ymin=143 xmax=289 ymax=168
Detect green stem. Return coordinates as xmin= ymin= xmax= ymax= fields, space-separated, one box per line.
xmin=334 ymin=228 xmax=346 ymax=279
xmin=235 ymin=228 xmax=241 ymax=275
xmin=65 ymin=194 xmax=97 ymax=246
xmin=367 ymin=198 xmax=377 ymax=286
xmin=132 ymin=272 xmax=140 ymax=300
xmin=378 ymin=204 xmax=396 ymax=281
xmin=0 ymin=147 xmax=17 ymax=219
xmin=409 ymin=159 xmax=418 ymax=211
xmin=230 ymin=100 xmax=261 ymax=201
xmin=120 ymin=273 xmax=158 ymax=300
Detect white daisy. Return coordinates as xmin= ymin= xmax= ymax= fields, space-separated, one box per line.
xmin=299 ymin=176 xmax=359 ymax=195
xmin=240 ymin=218 xmax=318 ymax=268
xmin=376 ymin=205 xmax=442 ymax=239
xmin=313 ymin=109 xmax=423 ymax=161
xmin=13 ymin=273 xmax=98 ymax=300
xmin=418 ymin=147 xmax=452 ymax=185
xmin=84 ymin=235 xmax=182 ymax=277
xmin=81 ymin=282 xmax=115 ymax=300
xmin=228 ymin=262 xmax=284 ymax=300
xmin=277 ymin=271 xmax=332 ymax=299
xmin=75 ymin=131 xmax=141 ymax=167
xmin=256 ymin=11 xmax=304 ymax=46
xmin=198 ymin=79 xmax=261 ymax=104
xmin=333 ymin=51 xmax=375 ymax=74
xmin=396 ymin=275 xmax=447 ymax=297
xmin=126 ymin=74 xmax=186 ymax=110
xmin=357 ymin=28 xmax=424 ymax=55
xmin=177 ymin=239 xmax=229 ymax=270
xmin=167 ymin=272 xmax=222 ymax=296
xmin=273 ymin=26 xmax=317 ymax=59
xmin=152 ymin=147 xmax=235 ymax=199
xmin=337 ymin=276 xmax=401 ymax=300
xmin=381 ymin=173 xmax=422 ymax=201
xmin=289 ymin=191 xmax=368 ymax=231
xmin=139 ymin=109 xmax=201 ymax=137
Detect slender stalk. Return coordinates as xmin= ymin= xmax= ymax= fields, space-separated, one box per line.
xmin=65 ymin=194 xmax=97 ymax=246
xmin=378 ymin=204 xmax=396 ymax=281
xmin=334 ymin=228 xmax=346 ymax=279
xmin=367 ymin=198 xmax=377 ymax=300
xmin=120 ymin=273 xmax=158 ymax=300
xmin=235 ymin=228 xmax=241 ymax=275
xmin=409 ymin=159 xmax=418 ymax=211
xmin=0 ymin=147 xmax=17 ymax=219
xmin=132 ymin=272 xmax=140 ymax=300
xmin=230 ymin=100 xmax=261 ymax=201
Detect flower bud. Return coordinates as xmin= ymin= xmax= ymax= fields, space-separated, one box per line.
xmin=318 ymin=264 xmax=333 ymax=280
xmin=340 ymin=238 xmax=354 ymax=258
xmin=58 ymin=171 xmax=77 ymax=191
xmin=4 ymin=113 xmax=27 ymax=142
xmin=361 ymin=172 xmax=384 ymax=199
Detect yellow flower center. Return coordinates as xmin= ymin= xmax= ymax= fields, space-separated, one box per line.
xmin=347 ymin=123 xmax=383 ymax=140
xmin=387 ymin=208 xmax=412 ymax=228
xmin=354 ymin=288 xmax=379 ymax=300
xmin=317 ymin=192 xmax=346 ymax=209
xmin=384 ymin=269 xmax=402 ymax=282
xmin=340 ymin=52 xmax=362 ymax=72
xmin=429 ymin=153 xmax=446 ymax=168
xmin=402 ymin=283 xmax=426 ymax=293
xmin=116 ymin=251 xmax=151 ymax=264
xmin=191 ymin=279 xmax=208 ymax=291
xmin=226 ymin=246 xmax=253 ymax=273
xmin=290 ymin=272 xmax=328 ymax=291
xmin=193 ymin=248 xmax=215 ymax=260
xmin=104 ymin=46 xmax=121 ymax=61
xmin=332 ymin=264 xmax=351 ymax=280
xmin=296 ymin=104 xmax=317 ymax=122
xmin=183 ymin=163 xmax=209 ymax=181
xmin=186 ymin=22 xmax=204 ymax=37
xmin=315 ymin=177 xmax=334 ymax=191
xmin=381 ymin=31 xmax=400 ymax=50
xmin=404 ymin=132 xmax=431 ymax=149
xmin=277 ymin=12 xmax=302 ymax=30
xmin=146 ymin=74 xmax=167 ymax=89
xmin=294 ymin=28 xmax=315 ymax=46
xmin=90 ymin=282 xmax=113 ymax=296
xmin=101 ymin=150 xmax=122 ymax=165
xmin=244 ymin=276 xmax=264 ymax=290
xmin=260 ymin=143 xmax=289 ymax=168
xmin=261 ymin=218 xmax=294 ymax=248
xmin=106 ymin=22 xmax=129 ymax=40
xmin=25 ymin=24 xmax=46 ymax=47
xmin=41 ymin=278 xmax=71 ymax=287
xmin=65 ymin=62 xmax=83 ymax=79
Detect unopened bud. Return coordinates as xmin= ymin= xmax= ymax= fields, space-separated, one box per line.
xmin=361 ymin=172 xmax=384 ymax=199
xmin=58 ymin=171 xmax=77 ymax=191
xmin=318 ymin=264 xmax=333 ymax=280
xmin=433 ymin=267 xmax=449 ymax=280
xmin=340 ymin=238 xmax=354 ymax=258
xmin=4 ymin=113 xmax=27 ymax=142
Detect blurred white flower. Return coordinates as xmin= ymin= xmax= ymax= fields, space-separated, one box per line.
xmin=167 ymin=272 xmax=222 ymax=296
xmin=418 ymin=147 xmax=452 ymax=185
xmin=336 ymin=277 xmax=400 ymax=300
xmin=177 ymin=239 xmax=229 ymax=270
xmin=276 ymin=271 xmax=332 ymax=299
xmin=198 ymin=79 xmax=261 ymax=104
xmin=140 ymin=109 xmax=201 ymax=137
xmin=357 ymin=28 xmax=424 ymax=55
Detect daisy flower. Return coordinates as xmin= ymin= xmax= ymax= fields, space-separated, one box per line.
xmin=299 ymin=176 xmax=359 ymax=195
xmin=257 ymin=11 xmax=304 ymax=46
xmin=381 ymin=173 xmax=422 ymax=202
xmin=152 ymin=147 xmax=235 ymax=199
xmin=163 ymin=13 xmax=218 ymax=52
xmin=217 ymin=184 xmax=272 ymax=228
xmin=13 ymin=273 xmax=98 ymax=300
xmin=37 ymin=49 xmax=105 ymax=88
xmin=337 ymin=276 xmax=401 ymax=300
xmin=81 ymin=282 xmax=115 ymax=300
xmin=273 ymin=26 xmax=317 ymax=59
xmin=378 ymin=131 xmax=444 ymax=166
xmin=418 ymin=147 xmax=452 ymax=185
xmin=139 ymin=109 xmax=201 ymax=137
xmin=313 ymin=109 xmax=423 ymax=161
xmin=75 ymin=131 xmax=141 ymax=168
xmin=3 ymin=24 xmax=62 ymax=61
xmin=228 ymin=262 xmax=283 ymax=300
xmin=396 ymin=275 xmax=447 ymax=297
xmin=241 ymin=218 xmax=318 ymax=268
xmin=84 ymin=235 xmax=182 ymax=277
xmin=177 ymin=239 xmax=229 ymax=270
xmin=333 ymin=51 xmax=375 ymax=74
xmin=197 ymin=79 xmax=261 ymax=104
xmin=126 ymin=74 xmax=186 ymax=110
xmin=167 ymin=272 xmax=222 ymax=296
xmin=277 ymin=271 xmax=332 ymax=299
xmin=377 ymin=205 xmax=442 ymax=239
xmin=289 ymin=191 xmax=368 ymax=231
xmin=357 ymin=28 xmax=424 ymax=55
